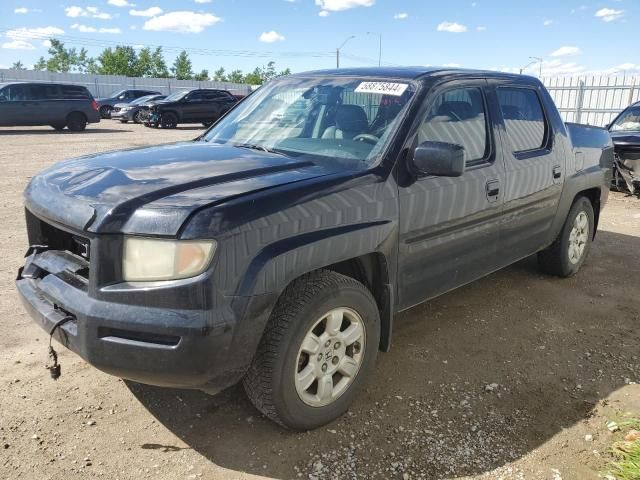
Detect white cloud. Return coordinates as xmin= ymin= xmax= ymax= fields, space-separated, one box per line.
xmin=550 ymin=46 xmax=581 ymax=57
xmin=108 ymin=0 xmax=134 ymax=6
xmin=476 ymin=25 xmax=486 ymax=31
xmin=259 ymin=30 xmax=285 ymax=43
xmin=543 ymin=19 xmax=553 ymax=26
xmin=71 ymin=23 xmax=97 ymax=32
xmin=319 ymin=10 xmax=329 ymax=16
xmin=2 ymin=40 xmax=35 ymax=50
xmin=71 ymin=24 xmax=121 ymax=34
xmin=595 ymin=8 xmax=624 ymax=22
xmin=143 ymin=11 xmax=221 ymax=33
xmin=5 ymin=26 xmax=65 ymax=41
xmin=314 ymin=0 xmax=374 ymax=12
xmin=393 ymin=12 xmax=408 ymax=20
xmin=14 ymin=7 xmax=29 ymax=14
xmin=130 ymin=7 xmax=163 ymax=17
xmin=443 ymin=63 xmax=462 ymax=68
xmin=65 ymin=6 xmax=112 ymax=19
xmin=42 ymin=39 xmax=51 ymax=47
xmin=437 ymin=21 xmax=467 ymax=33
xmin=194 ymin=0 xmax=212 ymax=3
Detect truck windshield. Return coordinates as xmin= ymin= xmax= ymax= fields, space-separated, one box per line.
xmin=611 ymin=106 xmax=640 ymax=132
xmin=203 ymin=76 xmax=416 ymax=167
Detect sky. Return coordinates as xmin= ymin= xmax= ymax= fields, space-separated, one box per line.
xmin=0 ymin=0 xmax=638 ymax=77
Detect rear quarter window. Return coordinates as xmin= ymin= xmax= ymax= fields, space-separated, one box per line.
xmin=60 ymin=85 xmax=91 ymax=100
xmin=497 ymin=88 xmax=547 ymax=153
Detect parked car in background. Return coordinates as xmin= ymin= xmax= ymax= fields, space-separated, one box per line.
xmin=111 ymin=94 xmax=166 ymax=123
xmin=16 ymin=67 xmax=613 ymax=430
xmin=607 ymin=101 xmax=640 ymax=195
xmin=96 ymin=89 xmax=161 ymax=119
xmin=145 ymin=88 xmax=237 ymax=129
xmin=0 ymin=82 xmax=100 ymax=131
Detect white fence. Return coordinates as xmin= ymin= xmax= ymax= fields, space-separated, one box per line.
xmin=1 ymin=69 xmax=638 ymax=127
xmin=0 ymin=69 xmax=252 ymax=98
xmin=542 ymin=75 xmax=639 ymax=127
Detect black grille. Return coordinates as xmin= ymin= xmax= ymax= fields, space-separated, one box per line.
xmin=25 ymin=209 xmax=91 ymax=261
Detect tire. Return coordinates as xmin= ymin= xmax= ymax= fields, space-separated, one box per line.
xmin=160 ymin=112 xmax=178 ymax=129
xmin=119 ymin=119 xmax=128 ymax=123
xmin=538 ymin=196 xmax=595 ymax=277
xmin=51 ymin=124 xmax=65 ymax=131
xmin=66 ymin=112 xmax=87 ymax=132
xmin=99 ymin=105 xmax=111 ymax=119
xmin=243 ymin=270 xmax=380 ymax=430
xmin=133 ymin=111 xmax=143 ymax=124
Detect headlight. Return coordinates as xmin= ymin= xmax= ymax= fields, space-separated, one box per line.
xmin=123 ymin=237 xmax=216 ymax=282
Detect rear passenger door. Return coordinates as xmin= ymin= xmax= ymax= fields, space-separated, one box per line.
xmin=182 ymin=91 xmax=204 ymax=122
xmin=492 ymin=84 xmax=565 ymax=266
xmin=397 ymin=81 xmax=506 ymax=309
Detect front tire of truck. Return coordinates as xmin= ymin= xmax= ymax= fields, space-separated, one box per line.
xmin=538 ymin=196 xmax=595 ymax=277
xmin=243 ymin=270 xmax=380 ymax=430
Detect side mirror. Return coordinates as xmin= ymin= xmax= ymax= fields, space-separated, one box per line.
xmin=411 ymin=141 xmax=466 ymax=177
xmin=604 ymin=123 xmax=611 ymax=130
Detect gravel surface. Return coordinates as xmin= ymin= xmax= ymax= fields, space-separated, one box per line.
xmin=0 ymin=122 xmax=639 ymax=480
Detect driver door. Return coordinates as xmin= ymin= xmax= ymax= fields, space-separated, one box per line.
xmin=397 ymin=81 xmax=506 ymax=309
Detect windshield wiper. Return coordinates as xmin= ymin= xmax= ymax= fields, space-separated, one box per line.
xmin=233 ymin=143 xmax=288 ymax=156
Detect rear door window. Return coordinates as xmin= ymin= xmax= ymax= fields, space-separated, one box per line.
xmin=497 ymin=88 xmax=547 ymax=153
xmin=417 ymin=87 xmax=489 ymax=164
xmin=5 ymin=85 xmax=30 ymax=101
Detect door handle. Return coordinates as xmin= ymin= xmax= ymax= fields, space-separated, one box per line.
xmin=553 ymin=166 xmax=562 ymax=179
xmin=486 ymin=179 xmax=500 ymax=199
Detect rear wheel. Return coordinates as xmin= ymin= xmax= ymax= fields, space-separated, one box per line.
xmin=119 ymin=119 xmax=128 ymax=124
xmin=66 ymin=112 xmax=87 ymax=132
xmin=160 ymin=112 xmax=178 ymax=129
xmin=243 ymin=270 xmax=380 ymax=430
xmin=538 ymin=196 xmax=595 ymax=277
xmin=99 ymin=105 xmax=111 ymax=119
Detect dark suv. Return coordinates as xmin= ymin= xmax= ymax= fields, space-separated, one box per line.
xmin=0 ymin=82 xmax=100 ymax=131
xmin=96 ymin=89 xmax=161 ymax=119
xmin=145 ymin=89 xmax=237 ymax=129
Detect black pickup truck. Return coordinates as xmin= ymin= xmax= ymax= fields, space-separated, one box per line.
xmin=16 ymin=67 xmax=613 ymax=430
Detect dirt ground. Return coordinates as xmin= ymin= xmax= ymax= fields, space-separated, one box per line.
xmin=0 ymin=121 xmax=639 ymax=480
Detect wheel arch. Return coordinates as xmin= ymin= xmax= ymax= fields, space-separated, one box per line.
xmin=574 ymin=187 xmax=601 ymax=238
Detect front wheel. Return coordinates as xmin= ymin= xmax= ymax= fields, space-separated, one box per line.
xmin=243 ymin=270 xmax=380 ymax=430
xmin=538 ymin=196 xmax=595 ymax=277
xmin=160 ymin=112 xmax=178 ymax=129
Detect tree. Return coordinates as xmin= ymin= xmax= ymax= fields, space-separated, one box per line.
xmin=11 ymin=61 xmax=26 ymax=70
xmin=194 ymin=69 xmax=209 ymax=81
xmin=94 ymin=46 xmax=139 ymax=76
xmin=244 ymin=67 xmax=263 ymax=85
xmin=150 ymin=47 xmax=169 ymax=78
xmin=227 ymin=69 xmax=244 ymax=83
xmin=213 ymin=67 xmax=226 ymax=82
xmin=33 ymin=39 xmax=89 ymax=73
xmin=171 ymin=50 xmax=193 ymax=80
xmin=135 ymin=47 xmax=154 ymax=77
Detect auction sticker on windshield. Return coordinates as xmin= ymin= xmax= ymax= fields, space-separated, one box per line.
xmin=355 ymin=82 xmax=409 ymax=96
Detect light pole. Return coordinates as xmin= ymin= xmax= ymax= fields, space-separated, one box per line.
xmin=529 ymin=56 xmax=543 ymax=78
xmin=519 ymin=61 xmax=537 ymax=75
xmin=366 ymin=31 xmax=382 ymax=66
xmin=336 ymin=35 xmax=356 ymax=69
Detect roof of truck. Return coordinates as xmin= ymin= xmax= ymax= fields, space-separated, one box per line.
xmin=291 ymin=66 xmax=529 ymax=82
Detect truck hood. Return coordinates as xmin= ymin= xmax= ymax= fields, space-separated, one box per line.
xmin=24 ymin=142 xmax=339 ymax=236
